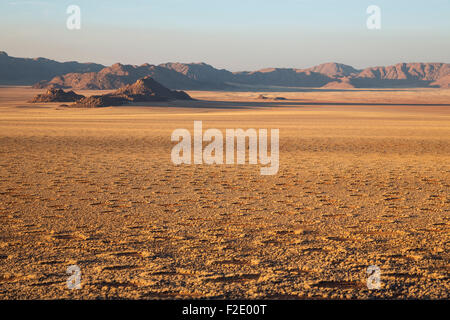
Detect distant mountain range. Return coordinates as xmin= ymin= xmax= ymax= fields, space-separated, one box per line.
xmin=1 ymin=51 xmax=449 ymax=90
xmin=0 ymin=51 xmax=104 ymax=85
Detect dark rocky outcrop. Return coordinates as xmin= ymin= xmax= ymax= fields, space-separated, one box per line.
xmin=113 ymin=77 xmax=192 ymax=101
xmin=69 ymin=95 xmax=128 ymax=108
xmin=257 ymin=94 xmax=286 ymax=100
xmin=29 ymin=88 xmax=85 ymax=103
xmin=70 ymin=76 xmax=192 ymax=108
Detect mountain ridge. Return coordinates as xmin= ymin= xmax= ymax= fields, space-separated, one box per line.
xmin=1 ymin=52 xmax=449 ymax=89
xmin=0 ymin=51 xmax=104 ymax=85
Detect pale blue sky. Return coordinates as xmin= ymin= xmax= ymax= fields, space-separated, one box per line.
xmin=1 ymin=0 xmax=449 ymax=71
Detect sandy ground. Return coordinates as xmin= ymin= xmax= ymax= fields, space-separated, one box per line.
xmin=0 ymin=87 xmax=449 ymax=299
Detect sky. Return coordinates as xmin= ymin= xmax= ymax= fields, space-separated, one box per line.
xmin=1 ymin=0 xmax=449 ymax=71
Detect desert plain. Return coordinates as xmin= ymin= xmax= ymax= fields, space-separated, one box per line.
xmin=0 ymin=86 xmax=449 ymax=299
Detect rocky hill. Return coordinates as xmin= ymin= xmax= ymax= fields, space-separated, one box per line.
xmin=70 ymin=76 xmax=192 ymax=108
xmin=159 ymin=62 xmax=234 ymax=84
xmin=232 ymin=68 xmax=332 ymax=87
xmin=301 ymin=62 xmax=360 ymax=78
xmin=29 ymin=88 xmax=85 ymax=103
xmin=350 ymin=63 xmax=450 ymax=88
xmin=33 ymin=63 xmax=228 ymax=90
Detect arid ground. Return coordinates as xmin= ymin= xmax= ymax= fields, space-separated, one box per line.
xmin=0 ymin=87 xmax=448 ymax=299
